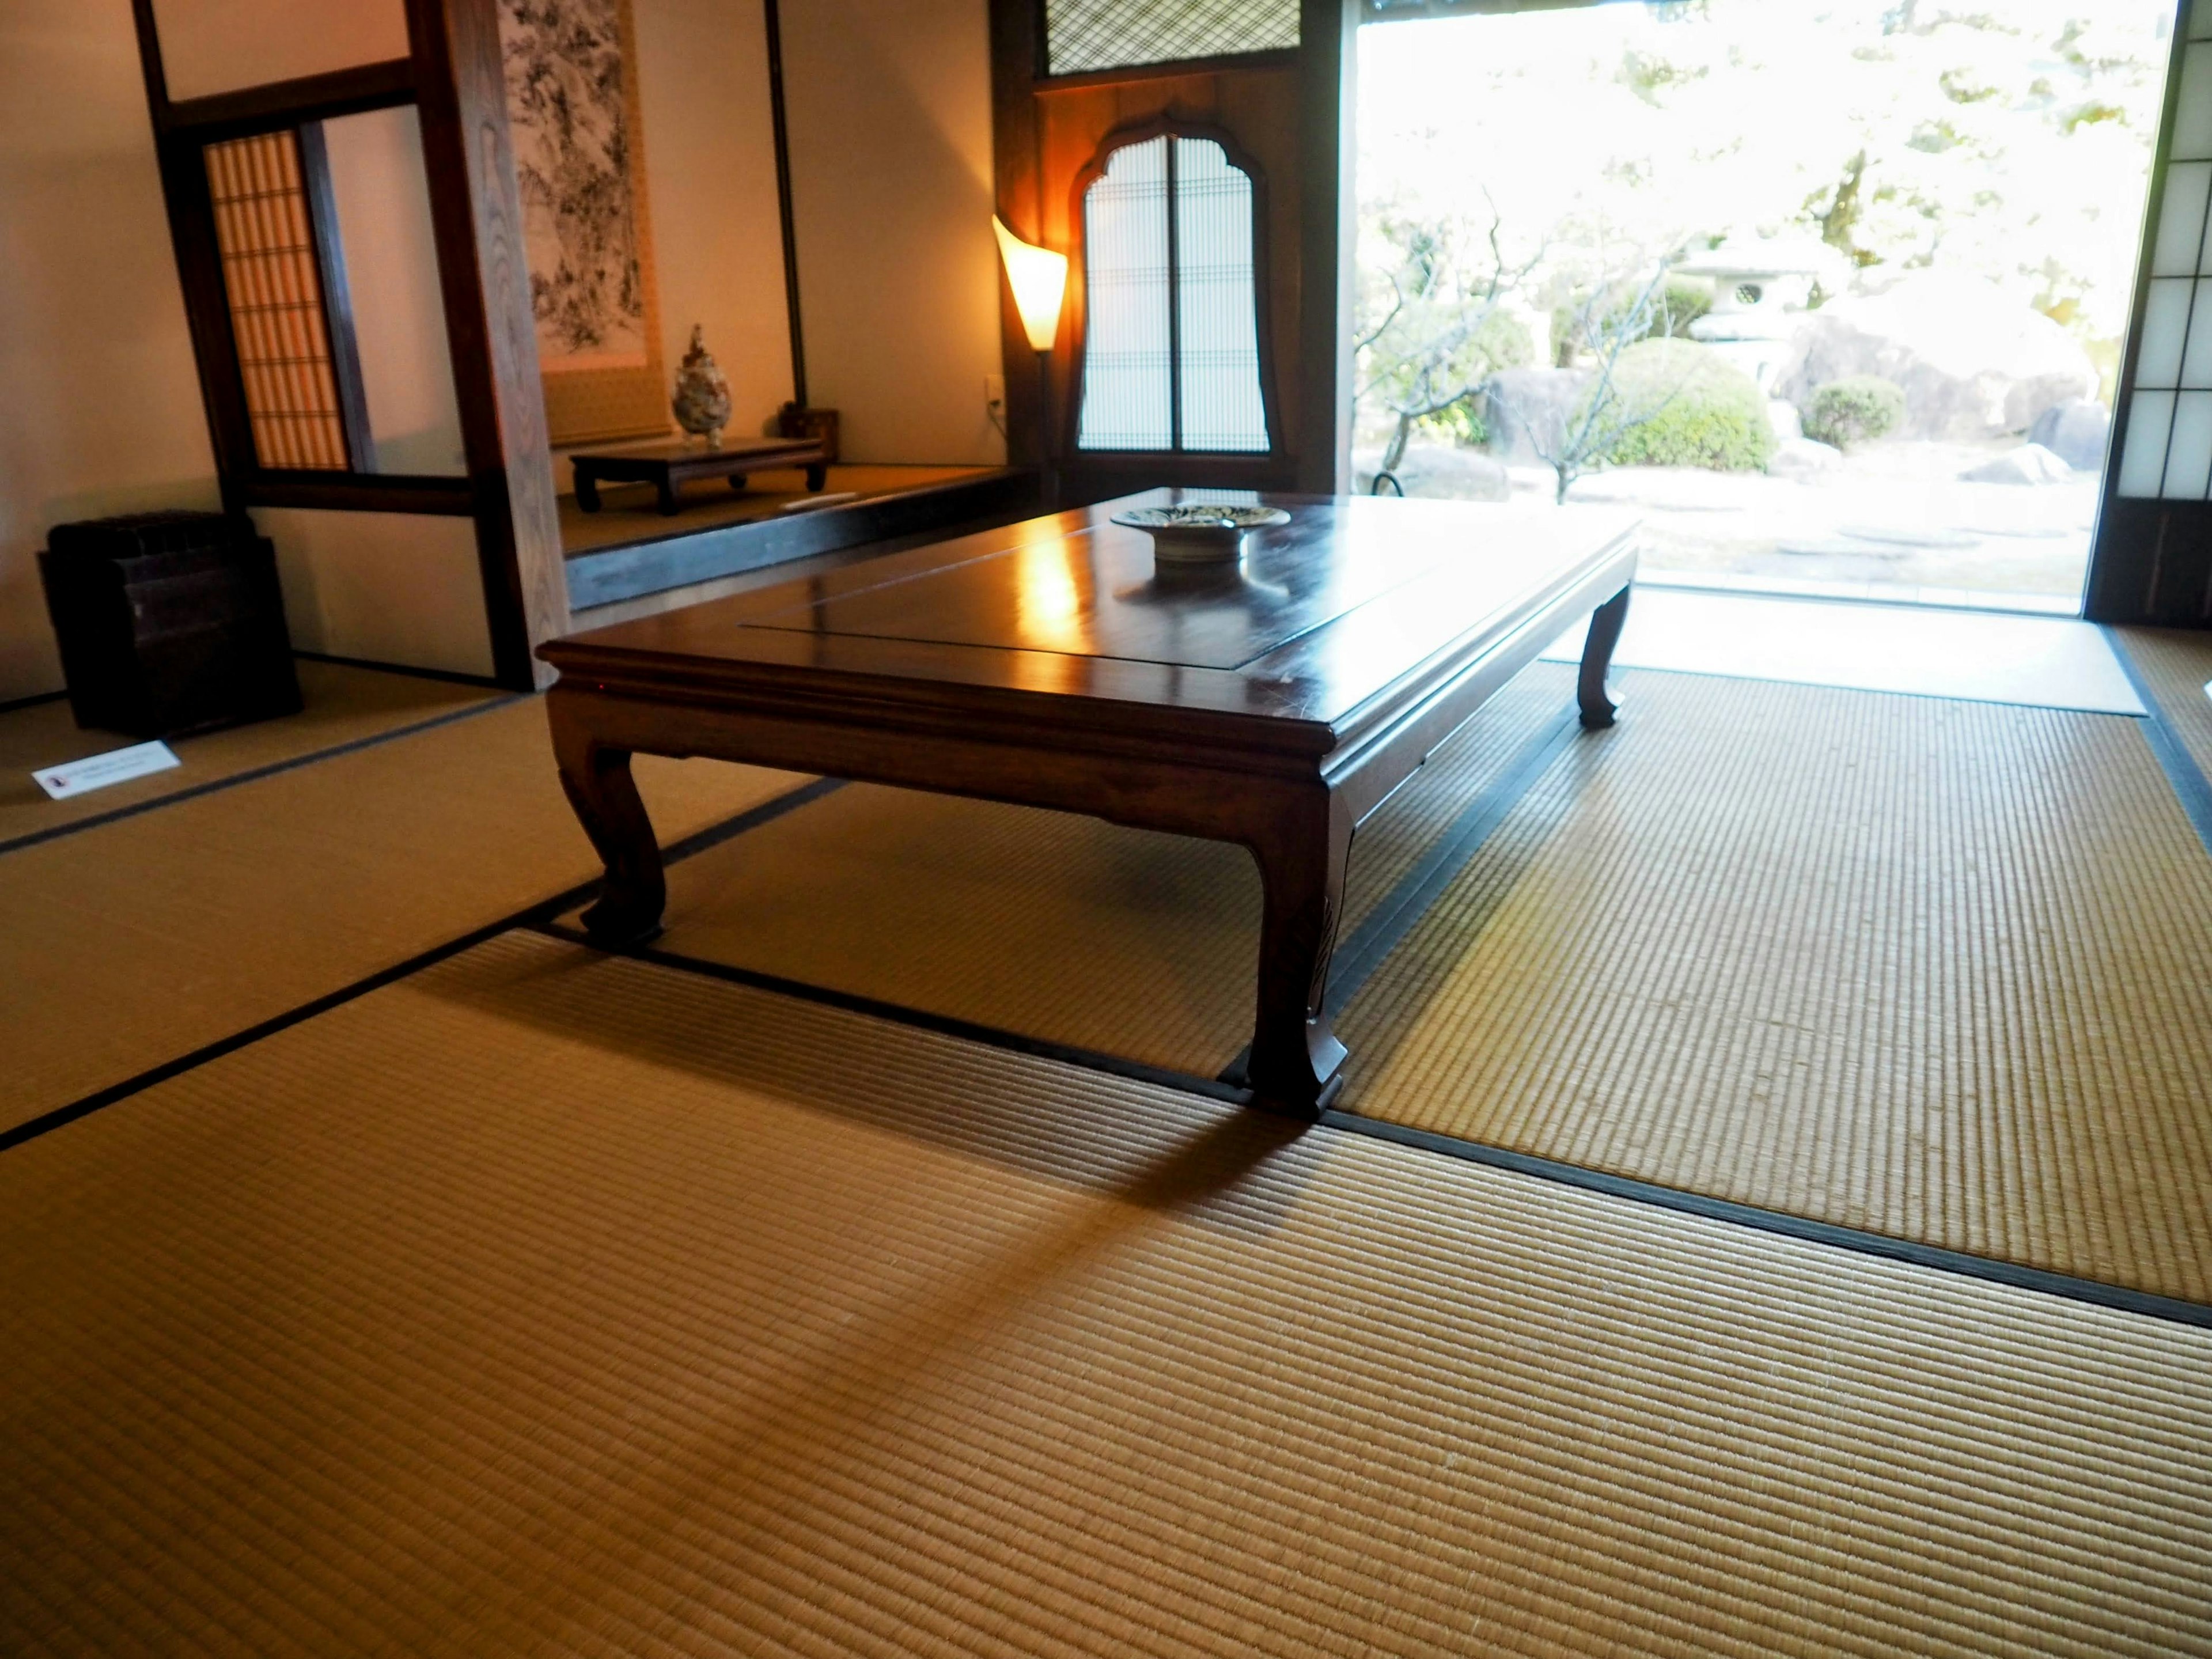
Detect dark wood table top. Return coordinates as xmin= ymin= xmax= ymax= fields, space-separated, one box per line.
xmin=543 ymin=490 xmax=1638 ymax=741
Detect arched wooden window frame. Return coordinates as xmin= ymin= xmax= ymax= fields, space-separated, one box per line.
xmin=1064 ymin=115 xmax=1283 ymax=465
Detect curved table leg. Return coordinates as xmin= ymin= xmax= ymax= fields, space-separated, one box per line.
xmin=574 ymin=474 xmax=601 ymax=513
xmin=1243 ymin=789 xmax=1354 ymax=1121
xmin=805 ymin=463 xmax=829 ymax=493
xmin=550 ymin=702 xmax=666 ymax=947
xmin=1578 ymin=585 xmax=1632 ymax=730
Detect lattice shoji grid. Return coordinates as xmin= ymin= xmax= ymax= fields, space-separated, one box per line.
xmin=2119 ymin=1 xmax=2212 ymax=499
xmin=1078 ymin=136 xmax=1269 ymax=454
xmin=1045 ymin=0 xmax=1298 ymax=76
xmin=204 ymin=130 xmax=350 ymax=472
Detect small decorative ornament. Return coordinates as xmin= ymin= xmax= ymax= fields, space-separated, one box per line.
xmin=671 ymin=325 xmax=734 ymax=447
xmin=1111 ymin=503 xmax=1291 ymax=566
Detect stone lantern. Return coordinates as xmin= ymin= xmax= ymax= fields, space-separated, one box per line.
xmin=1675 ymin=236 xmax=1834 ymax=394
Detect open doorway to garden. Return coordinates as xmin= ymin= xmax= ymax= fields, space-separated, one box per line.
xmin=1355 ymin=0 xmax=2175 ymax=613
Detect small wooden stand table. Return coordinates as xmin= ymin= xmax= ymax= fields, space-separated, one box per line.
xmin=569 ymin=435 xmax=831 ymax=515
xmin=539 ymin=491 xmax=1637 ymax=1119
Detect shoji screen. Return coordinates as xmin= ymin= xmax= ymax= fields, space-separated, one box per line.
xmin=2117 ymin=6 xmax=2212 ymax=499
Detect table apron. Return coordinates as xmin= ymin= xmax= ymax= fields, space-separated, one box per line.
xmin=547 ymin=686 xmax=1338 ymax=847
xmin=1326 ymin=547 xmax=1636 ymax=825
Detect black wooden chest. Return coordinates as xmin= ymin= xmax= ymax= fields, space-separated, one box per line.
xmin=39 ymin=512 xmax=303 ymax=738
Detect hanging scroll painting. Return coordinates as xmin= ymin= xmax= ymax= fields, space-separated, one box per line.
xmin=498 ymin=0 xmax=667 ymax=444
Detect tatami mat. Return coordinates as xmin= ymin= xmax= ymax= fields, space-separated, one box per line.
xmin=3 ymin=930 xmax=2206 ymax=1658
xmin=0 ymin=659 xmax=504 ymax=847
xmin=564 ymin=662 xmax=1577 ymax=1076
xmin=2115 ymin=624 xmax=2212 ymax=790
xmin=1340 ymin=671 xmax=2212 ymax=1305
xmin=574 ymin=660 xmax=2212 ymax=1305
xmin=0 ymin=697 xmax=804 ymax=1128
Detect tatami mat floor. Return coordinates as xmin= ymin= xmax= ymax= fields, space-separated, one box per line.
xmin=0 ymin=695 xmax=806 ymax=1128
xmin=6 ymin=608 xmax=2212 ymax=1653
xmin=0 ymin=658 xmax=505 ymax=849
xmin=2116 ymin=624 xmax=2212 ymax=788
xmin=565 ymin=660 xmax=2212 ymax=1307
xmin=1339 ymin=670 xmax=2212 ymax=1304
xmin=4 ymin=933 xmax=2207 ymax=1658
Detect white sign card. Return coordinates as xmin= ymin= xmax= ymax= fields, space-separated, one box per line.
xmin=33 ymin=740 xmax=182 ymax=801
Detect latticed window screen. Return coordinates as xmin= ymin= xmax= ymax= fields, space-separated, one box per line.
xmin=1045 ymin=0 xmax=1298 ymax=76
xmin=204 ymin=130 xmax=350 ymax=471
xmin=2119 ymin=2 xmax=2212 ymax=498
xmin=1078 ymin=136 xmax=1270 ymax=454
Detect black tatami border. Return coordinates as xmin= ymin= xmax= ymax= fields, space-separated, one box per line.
xmin=1323 ymin=1113 xmax=2212 ymax=1330
xmin=0 ymin=777 xmax=846 ymax=1156
xmin=0 ymin=689 xmax=523 ymax=858
xmin=520 ymin=704 xmax=2212 ymax=1333
xmin=12 ymin=665 xmax=2212 ymax=1332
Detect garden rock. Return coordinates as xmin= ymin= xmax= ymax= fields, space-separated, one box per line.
xmin=2028 ymin=399 xmax=2112 ymax=472
xmin=1766 ymin=437 xmax=1843 ymax=479
xmin=1773 ymin=274 xmax=2096 ymax=441
xmin=1961 ymin=444 xmax=2073 ymax=485
xmin=1481 ymin=368 xmax=1590 ymax=465
xmin=1767 ymin=400 xmax=1803 ymax=444
xmin=1353 ymin=444 xmax=1510 ymax=501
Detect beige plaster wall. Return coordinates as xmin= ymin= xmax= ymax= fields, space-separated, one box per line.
xmin=147 ymin=0 xmax=411 ymax=101
xmin=0 ymin=0 xmax=1005 ymax=703
xmin=255 ymin=509 xmax=496 ymax=677
xmin=630 ymin=0 xmax=796 ymax=442
xmin=781 ymin=0 xmax=1007 ymax=466
xmin=321 ymin=107 xmax=469 ymax=478
xmin=0 ymin=0 xmax=221 ymax=702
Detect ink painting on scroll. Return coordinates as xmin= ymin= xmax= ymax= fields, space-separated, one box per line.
xmin=499 ymin=0 xmax=667 ymax=444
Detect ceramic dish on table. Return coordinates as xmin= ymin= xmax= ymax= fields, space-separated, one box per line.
xmin=1111 ymin=503 xmax=1291 ymax=565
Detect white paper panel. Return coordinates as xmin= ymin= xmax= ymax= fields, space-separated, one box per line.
xmin=2155 ymin=164 xmax=2212 ymax=275
xmin=1077 ymin=138 xmax=1173 ymax=452
xmin=2164 ymin=391 xmax=2212 ymax=498
xmin=1173 ymin=139 xmax=1270 ymax=453
xmin=2139 ymin=279 xmax=2194 ymax=385
xmin=2185 ymin=288 xmax=2212 ymax=390
xmin=2118 ymin=389 xmax=2176 ymax=497
xmin=2178 ymin=45 xmax=2212 ymax=159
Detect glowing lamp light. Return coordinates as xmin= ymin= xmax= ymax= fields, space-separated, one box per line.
xmin=993 ymin=217 xmax=1068 ymax=353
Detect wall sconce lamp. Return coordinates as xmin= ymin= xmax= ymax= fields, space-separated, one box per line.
xmin=994 ymin=216 xmax=1069 ymax=509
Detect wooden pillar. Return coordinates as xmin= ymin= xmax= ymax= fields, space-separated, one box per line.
xmin=407 ymin=0 xmax=569 ymax=689
xmin=1297 ymin=0 xmax=1358 ymax=497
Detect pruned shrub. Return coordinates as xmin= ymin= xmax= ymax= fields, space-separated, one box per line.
xmin=1804 ymin=376 xmax=1906 ymax=449
xmin=1596 ymin=339 xmax=1775 ymax=472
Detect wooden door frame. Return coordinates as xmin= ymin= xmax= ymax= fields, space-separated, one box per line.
xmin=2087 ymin=0 xmax=2212 ymax=628
xmin=989 ymin=0 xmax=1359 ymax=502
xmin=128 ymin=0 xmax=567 ymax=689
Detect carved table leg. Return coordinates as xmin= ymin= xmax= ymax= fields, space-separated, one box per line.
xmin=575 ymin=474 xmax=601 ymax=513
xmin=805 ymin=463 xmax=829 ymax=493
xmin=656 ymin=479 xmax=681 ymax=516
xmin=550 ymin=702 xmax=666 ymax=946
xmin=1578 ymin=585 xmax=1633 ymax=730
xmin=1243 ymin=789 xmax=1354 ymax=1121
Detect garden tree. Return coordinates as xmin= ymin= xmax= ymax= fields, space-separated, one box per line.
xmin=1359 ymin=0 xmax=2172 ymax=400
xmin=1354 ymin=199 xmax=1540 ymax=478
xmin=1513 ymin=260 xmax=1701 ymax=505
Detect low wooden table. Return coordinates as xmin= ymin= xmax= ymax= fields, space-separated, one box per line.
xmin=539 ymin=491 xmax=1637 ymax=1119
xmin=570 ymin=436 xmax=831 ymax=515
